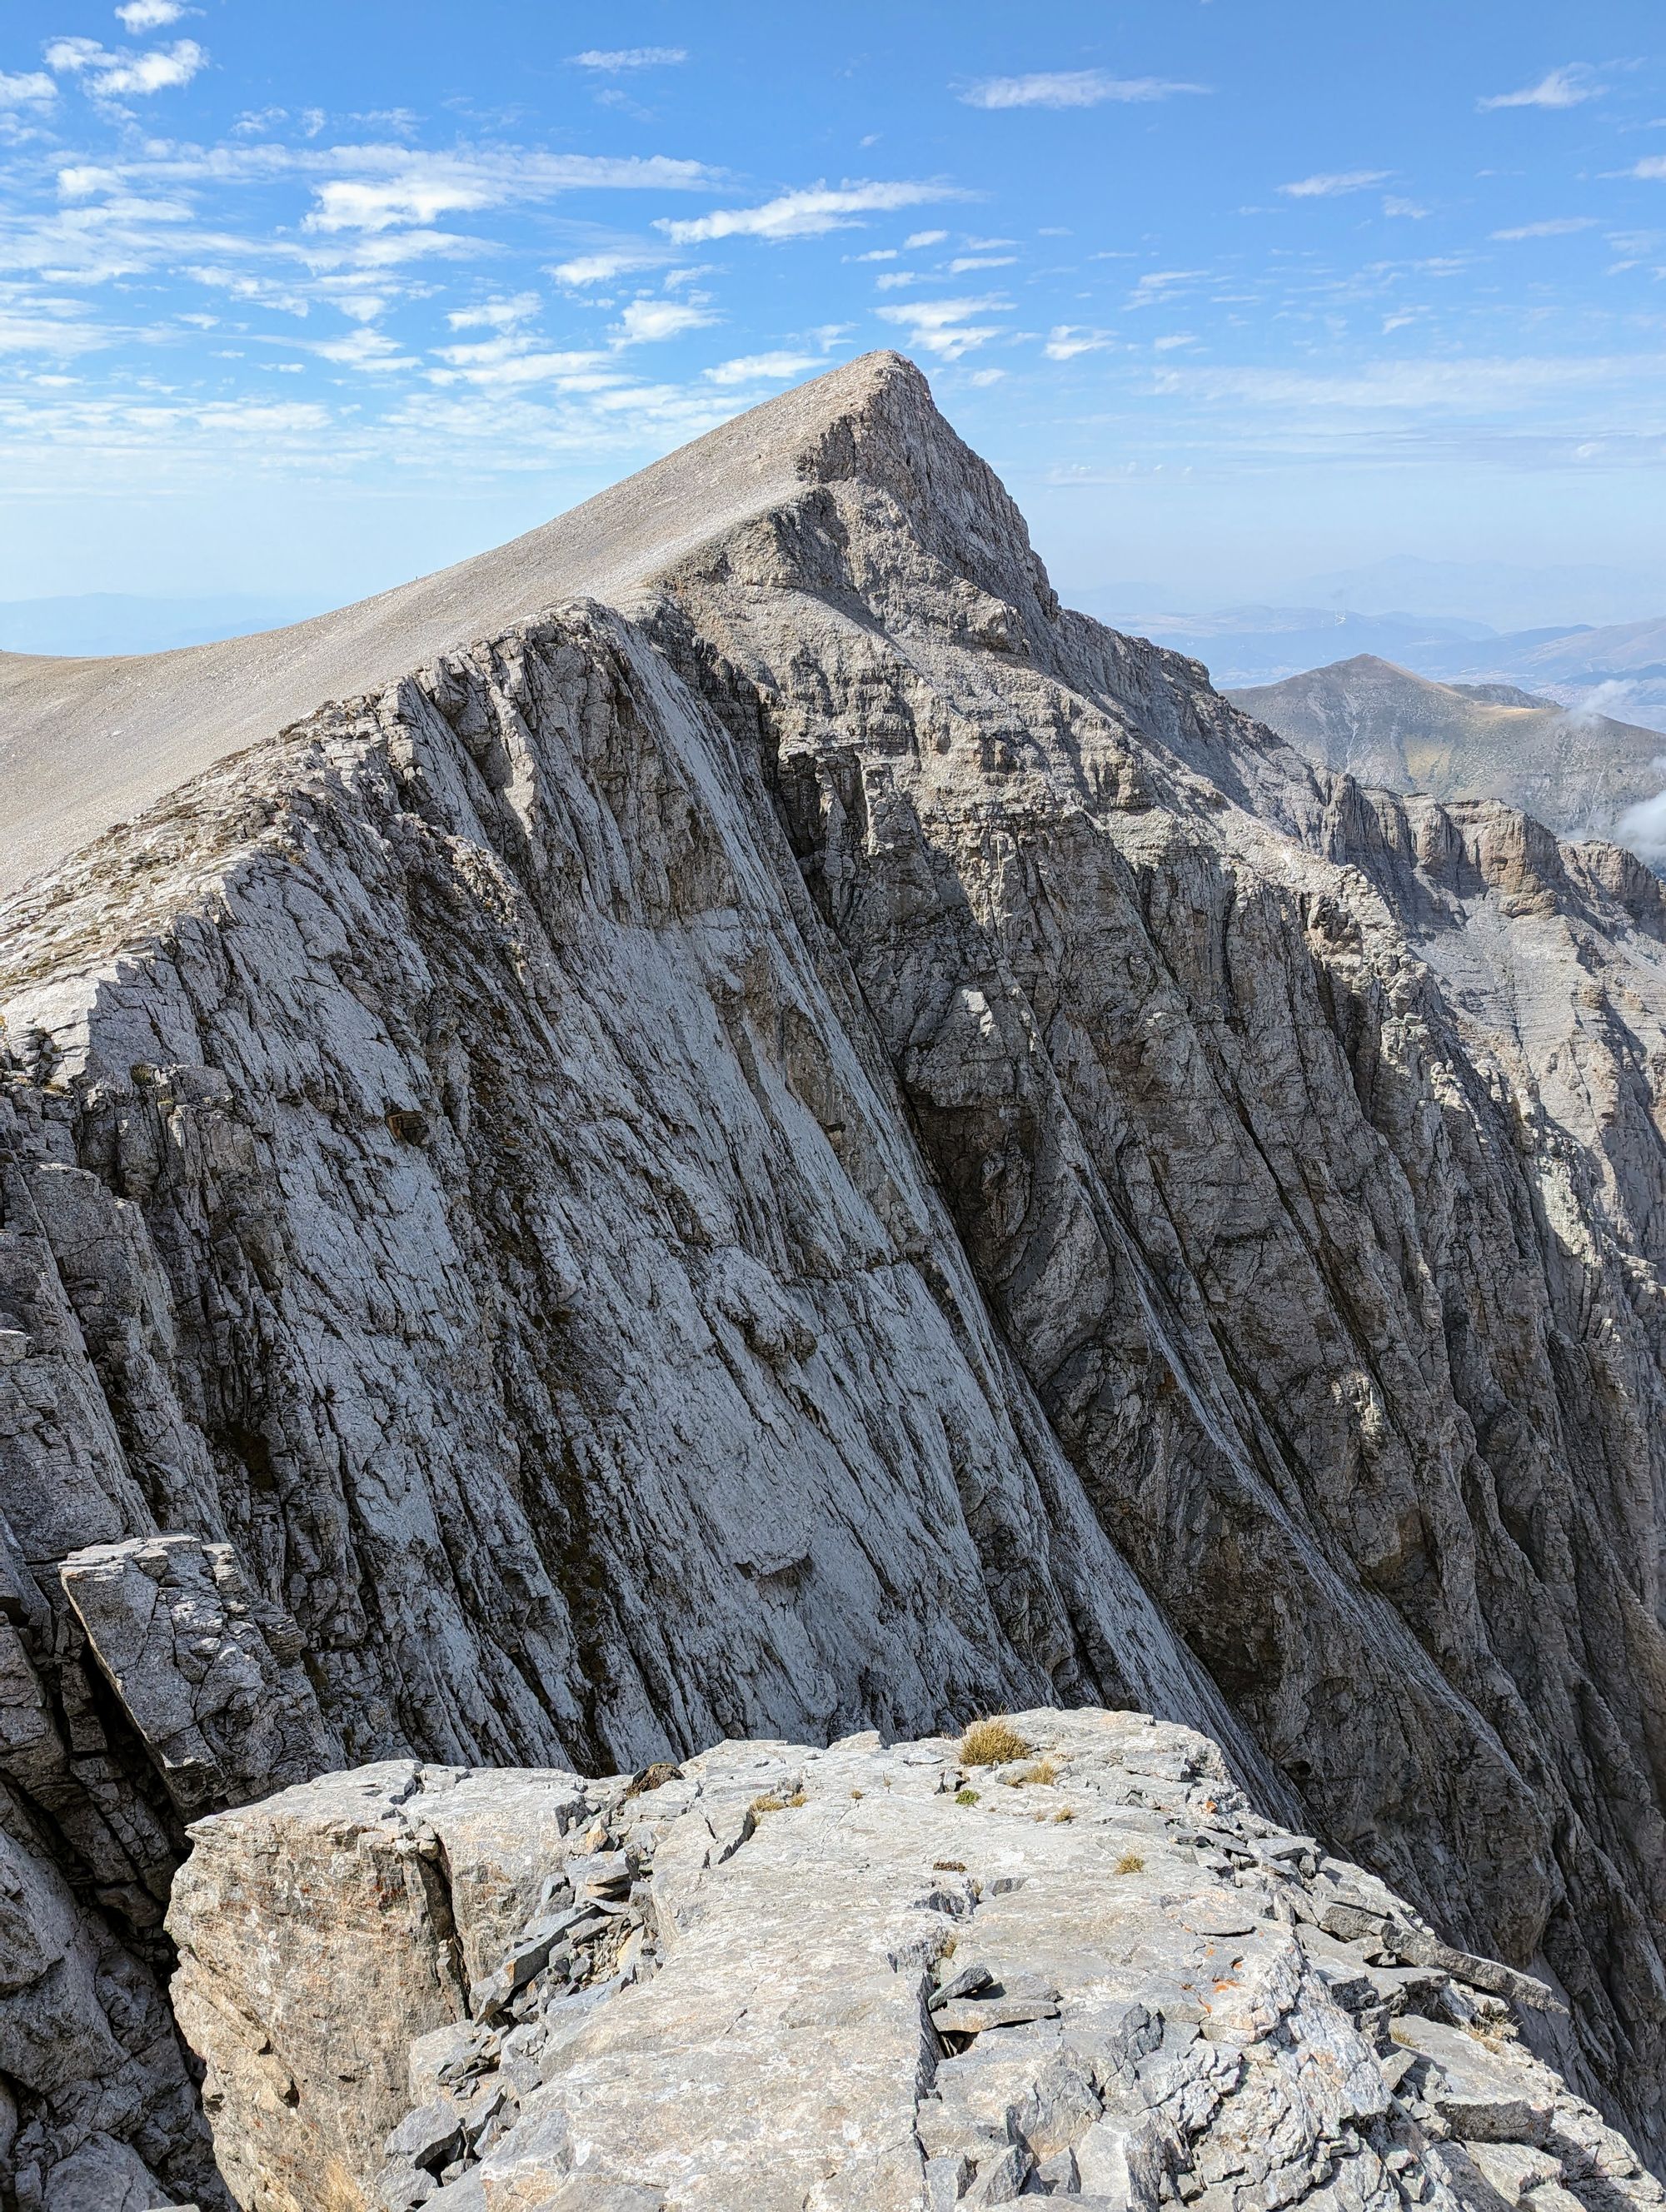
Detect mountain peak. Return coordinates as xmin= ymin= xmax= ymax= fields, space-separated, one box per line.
xmin=0 ymin=351 xmax=977 ymax=898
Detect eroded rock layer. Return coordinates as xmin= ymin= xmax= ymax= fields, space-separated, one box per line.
xmin=167 ymin=1710 xmax=1659 ymax=2212
xmin=3 ymin=355 xmax=1666 ymax=2200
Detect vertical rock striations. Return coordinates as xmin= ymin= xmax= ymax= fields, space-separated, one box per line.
xmin=2 ymin=354 xmax=1665 ymax=2191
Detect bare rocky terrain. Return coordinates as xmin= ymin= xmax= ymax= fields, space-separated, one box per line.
xmin=3 ymin=353 xmax=1666 ymax=2207
xmin=167 ymin=1709 xmax=1655 ymax=2212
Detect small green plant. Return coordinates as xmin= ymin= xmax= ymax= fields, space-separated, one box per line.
xmin=955 ymin=1787 xmax=981 ymax=1806
xmin=1113 ymin=1848 xmax=1145 ymax=1873
xmin=959 ymin=1716 xmax=1031 ymax=1767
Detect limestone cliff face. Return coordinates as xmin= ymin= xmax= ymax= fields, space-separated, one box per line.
xmin=2 ymin=355 xmax=1666 ymax=2201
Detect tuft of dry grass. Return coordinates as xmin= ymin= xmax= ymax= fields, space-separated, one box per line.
xmin=1020 ymin=1757 xmax=1059 ymax=1787
xmin=933 ymin=1859 xmax=967 ymax=1873
xmin=959 ymin=1716 xmax=1031 ymax=1767
xmin=750 ymin=1787 xmax=807 ymax=1817
xmin=1053 ymin=1806 xmax=1076 ymax=1824
xmin=1113 ymin=1848 xmax=1145 ymax=1874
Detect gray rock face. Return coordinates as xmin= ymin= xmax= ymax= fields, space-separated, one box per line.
xmin=59 ymin=1533 xmax=342 ymax=1819
xmin=3 ymin=353 xmax=1666 ymax=2193
xmin=166 ymin=1711 xmax=1663 ymax=2212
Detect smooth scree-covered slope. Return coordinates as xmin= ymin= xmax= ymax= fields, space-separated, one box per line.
xmin=5 ymin=355 xmax=1666 ymax=2206
xmin=0 ymin=359 xmax=915 ymax=896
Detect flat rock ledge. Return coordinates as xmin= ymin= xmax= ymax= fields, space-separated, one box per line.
xmin=166 ymin=1710 xmax=1658 ymax=2212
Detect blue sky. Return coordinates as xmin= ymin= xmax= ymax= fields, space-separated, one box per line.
xmin=2 ymin=0 xmax=1665 ymax=621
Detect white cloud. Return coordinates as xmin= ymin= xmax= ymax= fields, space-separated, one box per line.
xmin=1479 ymin=67 xmax=1599 ymax=112
xmin=1278 ymin=170 xmax=1390 ymax=199
xmin=547 ymin=250 xmax=660 ymax=286
xmin=46 ymin=36 xmax=207 ymax=97
xmin=311 ymin=326 xmax=416 ymax=371
xmin=904 ymin=229 xmax=947 ymax=249
xmin=0 ymin=71 xmax=57 ymax=107
xmin=1045 ymin=324 xmax=1114 ymax=360
xmin=1492 ymin=217 xmax=1596 ymax=238
xmin=1633 ymin=157 xmax=1666 ymax=182
xmin=570 ymin=47 xmax=687 ymax=70
xmin=0 ymin=306 xmax=107 ymax=355
xmin=702 ymin=351 xmax=821 ymax=386
xmin=874 ymin=272 xmax=920 ymax=290
xmin=1382 ymin=197 xmax=1429 ymax=219
xmin=960 ymin=69 xmax=1208 ymax=109
xmin=446 ymin=292 xmax=539 ymax=330
xmin=949 ymin=254 xmax=1015 ymax=271
xmin=875 ymin=294 xmax=1010 ymax=359
xmin=302 ymin=152 xmax=713 ymax=234
xmin=115 ymin=0 xmax=185 ymax=27
xmin=611 ymin=297 xmax=718 ymax=344
xmin=1127 ymin=269 xmax=1206 ymax=304
xmin=1153 ymin=352 xmax=1666 ymax=416
xmin=427 ymin=336 xmax=613 ymax=391
xmin=659 ymin=181 xmax=960 ymax=245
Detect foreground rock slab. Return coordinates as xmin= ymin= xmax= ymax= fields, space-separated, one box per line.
xmin=167 ymin=1710 xmax=1656 ymax=2212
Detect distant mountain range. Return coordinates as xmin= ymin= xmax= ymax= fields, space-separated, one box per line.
xmin=1230 ymin=654 xmax=1666 ymax=856
xmin=1105 ymin=601 xmax=1666 ymax=735
xmin=0 ymin=592 xmax=322 ymax=657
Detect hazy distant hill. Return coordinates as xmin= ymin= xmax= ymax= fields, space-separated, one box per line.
xmin=1230 ymin=653 xmax=1666 ymax=845
xmin=0 ymin=592 xmax=320 ymax=656
xmin=1089 ymin=601 xmax=1499 ymax=685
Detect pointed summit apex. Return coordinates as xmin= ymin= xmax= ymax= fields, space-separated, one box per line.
xmin=0 ymin=351 xmax=1047 ymax=892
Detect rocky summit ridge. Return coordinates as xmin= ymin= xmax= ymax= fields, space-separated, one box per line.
xmin=165 ymin=1709 xmax=1651 ymax=2212
xmin=3 ymin=353 xmax=1666 ymax=2207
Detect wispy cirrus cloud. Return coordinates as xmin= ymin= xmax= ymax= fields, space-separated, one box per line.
xmin=45 ymin=35 xmax=207 ymax=98
xmin=1479 ymin=66 xmax=1600 ymax=112
xmin=702 ymin=350 xmax=823 ymax=386
xmin=1492 ymin=217 xmax=1597 ymax=239
xmin=446 ymin=293 xmax=539 ymax=331
xmin=116 ymin=1 xmax=187 ymax=27
xmin=1045 ymin=325 xmax=1115 ymax=360
xmin=570 ymin=47 xmax=687 ymax=72
xmin=547 ymin=249 xmax=664 ymax=287
xmin=1278 ymin=170 xmax=1390 ymax=199
xmin=0 ymin=70 xmax=57 ymax=107
xmin=1632 ymin=157 xmax=1666 ymax=182
xmin=611 ymin=296 xmax=718 ymax=344
xmin=302 ymin=151 xmax=716 ymax=233
xmin=658 ymin=180 xmax=963 ymax=245
xmin=311 ymin=325 xmax=416 ymax=371
xmin=959 ymin=69 xmax=1207 ymax=110
xmin=874 ymin=293 xmax=1010 ymax=358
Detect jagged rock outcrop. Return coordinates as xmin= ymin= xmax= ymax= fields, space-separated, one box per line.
xmin=4 ymin=354 xmax=1666 ymax=2200
xmin=167 ymin=1710 xmax=1661 ymax=2212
